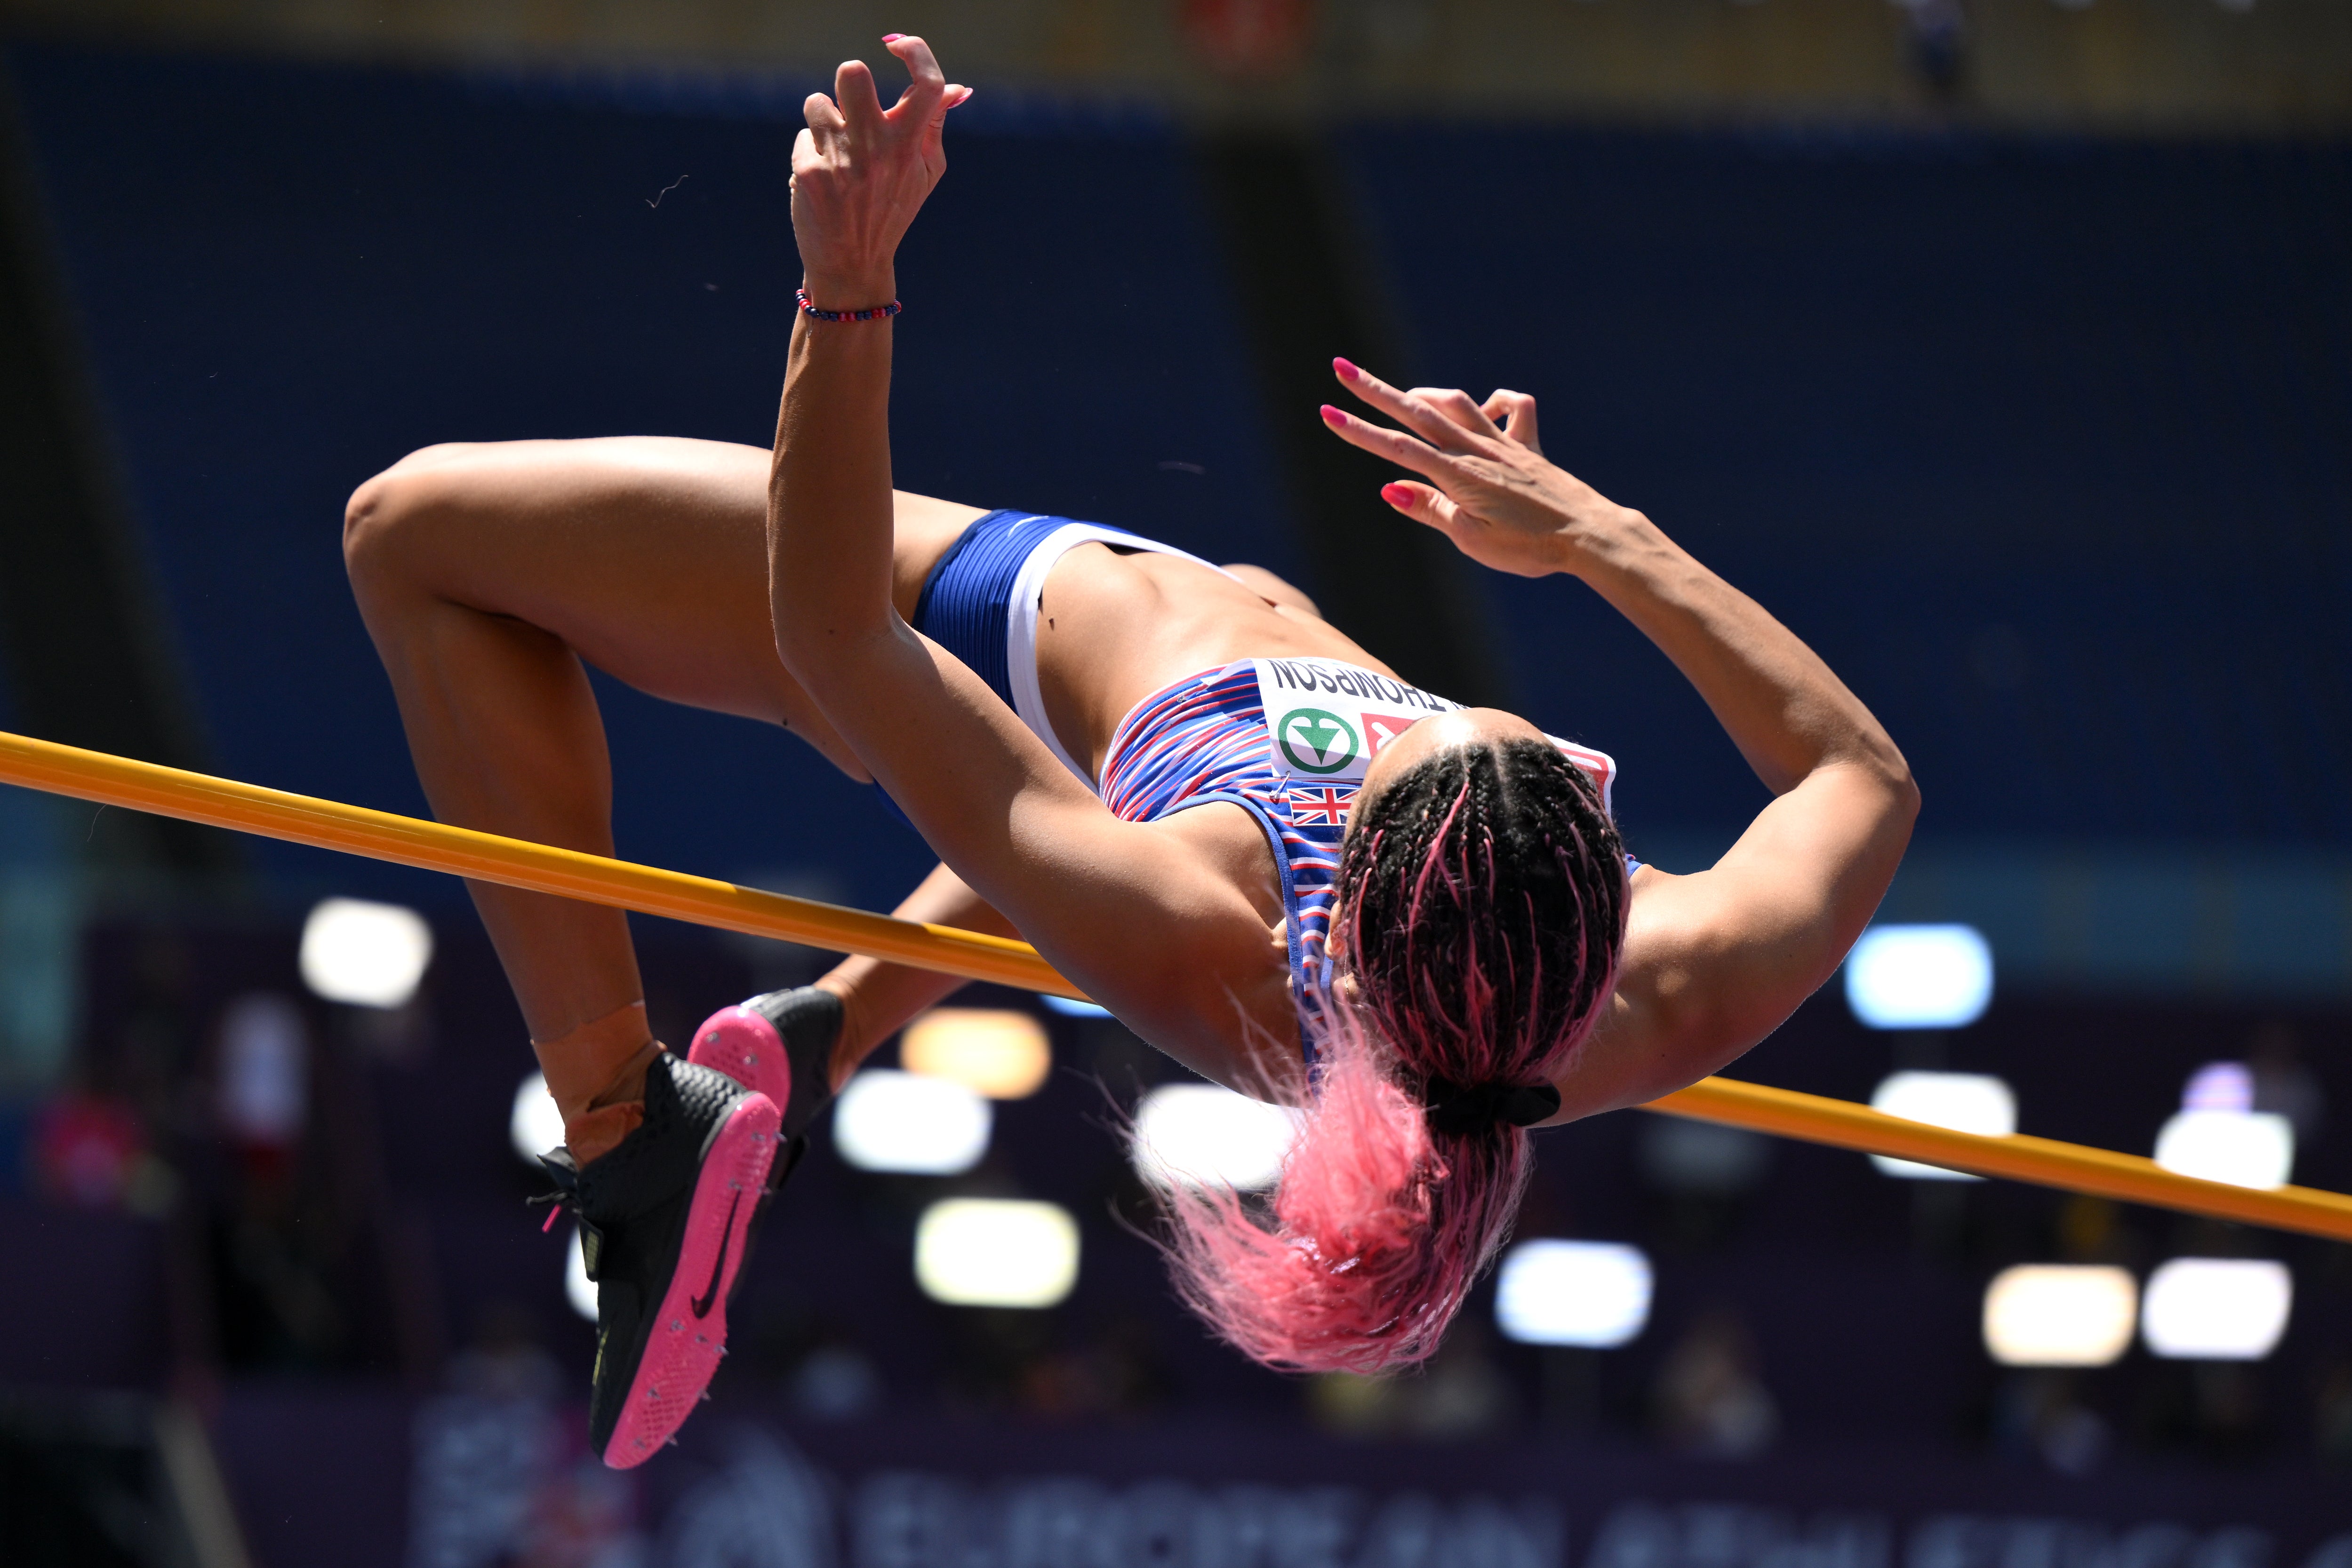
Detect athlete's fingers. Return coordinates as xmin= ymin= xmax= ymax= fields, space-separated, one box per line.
xmin=882 ymin=34 xmax=948 ymax=121
xmin=1379 ymin=480 xmax=1462 ymax=535
xmin=1482 ymin=390 xmax=1540 ymax=453
xmin=802 ymin=92 xmax=847 ymax=144
xmin=1335 ymin=358 xmax=1450 ymax=438
xmin=1407 ymin=387 xmax=1506 ymax=444
xmin=1319 ymin=404 xmax=1472 ymax=488
xmin=1332 ymin=358 xmax=1486 ymax=454
xmin=1483 ymin=391 xmax=1536 ymax=450
xmin=834 ymin=58 xmax=886 ymax=136
xmin=921 ymin=84 xmax=972 ymax=166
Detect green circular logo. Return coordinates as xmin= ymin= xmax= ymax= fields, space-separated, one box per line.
xmin=1277 ymin=708 xmax=1360 ymax=774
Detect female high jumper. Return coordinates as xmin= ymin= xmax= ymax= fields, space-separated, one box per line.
xmin=343 ymin=36 xmax=1915 ymax=1468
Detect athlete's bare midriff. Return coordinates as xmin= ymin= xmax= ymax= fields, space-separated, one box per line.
xmin=888 ymin=497 xmax=1399 ymax=788
xmin=1032 ymin=544 xmax=1397 ymax=783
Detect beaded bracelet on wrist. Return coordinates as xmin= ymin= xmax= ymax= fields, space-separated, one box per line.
xmin=796 ymin=289 xmax=902 ymax=323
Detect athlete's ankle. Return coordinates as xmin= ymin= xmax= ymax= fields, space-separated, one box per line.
xmin=536 ymin=1001 xmax=664 ymax=1166
xmin=562 ymin=1100 xmax=642 ymax=1167
xmin=561 ymin=1043 xmax=670 ymax=1165
xmin=586 ymin=1040 xmax=661 ymax=1113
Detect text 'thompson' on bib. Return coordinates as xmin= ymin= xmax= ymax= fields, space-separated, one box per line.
xmin=1253 ymin=658 xmax=1459 ymax=785
xmin=1249 ymin=656 xmax=1618 ymax=812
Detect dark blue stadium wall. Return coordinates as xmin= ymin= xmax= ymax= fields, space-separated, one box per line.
xmin=1343 ymin=123 xmax=2352 ymax=852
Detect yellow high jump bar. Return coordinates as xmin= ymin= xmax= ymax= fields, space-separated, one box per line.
xmin=8 ymin=726 xmax=2352 ymax=1245
xmin=0 ymin=728 xmax=1074 ymax=999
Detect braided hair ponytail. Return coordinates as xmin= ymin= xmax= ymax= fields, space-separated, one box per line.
xmin=1156 ymin=738 xmax=1629 ymax=1372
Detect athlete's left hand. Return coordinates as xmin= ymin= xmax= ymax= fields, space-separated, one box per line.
xmin=790 ymin=35 xmax=972 ymax=310
xmin=1318 ymin=358 xmax=1638 ymax=580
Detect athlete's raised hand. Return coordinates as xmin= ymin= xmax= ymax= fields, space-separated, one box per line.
xmin=1319 ymin=358 xmax=1636 ymax=580
xmin=790 ymin=36 xmax=971 ymax=308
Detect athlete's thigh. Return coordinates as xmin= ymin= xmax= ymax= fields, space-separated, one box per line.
xmin=368 ymin=437 xmax=980 ymax=748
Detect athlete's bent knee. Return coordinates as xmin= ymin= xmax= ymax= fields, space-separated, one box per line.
xmin=343 ymin=446 xmax=472 ymax=589
xmin=343 ymin=474 xmax=409 ymax=585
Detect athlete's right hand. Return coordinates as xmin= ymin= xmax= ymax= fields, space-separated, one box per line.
xmin=1319 ymin=358 xmax=1644 ymax=580
xmin=790 ymin=36 xmax=971 ymax=310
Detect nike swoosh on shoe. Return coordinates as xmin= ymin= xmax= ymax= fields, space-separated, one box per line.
xmin=689 ymin=1189 xmax=741 ymax=1318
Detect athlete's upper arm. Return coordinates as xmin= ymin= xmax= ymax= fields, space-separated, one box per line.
xmin=791 ymin=613 xmax=1271 ymax=1057
xmin=1548 ymin=760 xmax=1916 ymax=1119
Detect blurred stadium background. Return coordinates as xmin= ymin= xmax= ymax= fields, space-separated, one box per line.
xmin=0 ymin=1 xmax=2349 ymax=1563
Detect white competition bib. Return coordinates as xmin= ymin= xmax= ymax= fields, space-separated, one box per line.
xmin=1250 ymin=657 xmax=1617 ymax=813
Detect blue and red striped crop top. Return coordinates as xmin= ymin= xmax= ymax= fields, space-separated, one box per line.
xmin=1097 ymin=655 xmax=1621 ymax=1029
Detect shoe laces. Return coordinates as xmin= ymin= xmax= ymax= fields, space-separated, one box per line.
xmin=528 ymin=1147 xmax=581 ymax=1234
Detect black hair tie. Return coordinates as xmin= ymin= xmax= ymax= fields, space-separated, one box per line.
xmin=1421 ymin=1076 xmax=1562 ymax=1137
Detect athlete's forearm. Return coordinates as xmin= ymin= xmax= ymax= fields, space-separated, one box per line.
xmin=1564 ymin=509 xmax=1909 ymax=800
xmin=768 ymin=286 xmax=899 ymax=680
xmin=813 ymin=861 xmax=1022 ymax=1084
xmin=769 ymin=35 xmax=954 ymax=675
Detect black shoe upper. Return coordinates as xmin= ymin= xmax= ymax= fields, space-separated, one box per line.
xmin=535 ymin=1051 xmax=755 ymax=1457
xmin=740 ymin=986 xmax=844 ymax=1141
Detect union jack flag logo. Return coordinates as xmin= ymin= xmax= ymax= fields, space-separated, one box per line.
xmin=1286 ymin=786 xmax=1357 ymax=827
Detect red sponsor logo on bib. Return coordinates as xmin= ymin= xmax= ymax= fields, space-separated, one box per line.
xmin=1361 ymin=711 xmax=1420 ymax=758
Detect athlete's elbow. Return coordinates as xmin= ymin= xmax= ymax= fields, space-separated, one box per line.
xmin=771 ymin=615 xmax=895 ymax=690
xmin=770 ymin=625 xmax=834 ymax=689
xmin=1883 ymin=756 xmax=1921 ymax=829
xmin=1844 ymin=740 xmax=1920 ymax=832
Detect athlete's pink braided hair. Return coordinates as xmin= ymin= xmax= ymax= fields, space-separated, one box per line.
xmin=1155 ymin=738 xmax=1628 ymax=1372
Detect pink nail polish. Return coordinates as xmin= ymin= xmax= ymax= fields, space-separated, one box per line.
xmin=1381 ymin=483 xmax=1415 ymax=507
xmin=1333 ymin=357 xmax=1359 ymax=379
xmin=882 ymin=32 xmax=904 ymax=42
xmin=1320 ymin=405 xmax=1347 ymax=425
